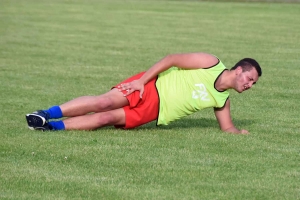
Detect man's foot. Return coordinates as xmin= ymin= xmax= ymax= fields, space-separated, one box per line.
xmin=28 ymin=123 xmax=54 ymax=131
xmin=26 ymin=110 xmax=50 ymax=128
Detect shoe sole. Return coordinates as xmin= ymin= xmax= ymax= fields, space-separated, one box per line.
xmin=27 ymin=126 xmax=46 ymax=131
xmin=26 ymin=114 xmax=46 ymax=128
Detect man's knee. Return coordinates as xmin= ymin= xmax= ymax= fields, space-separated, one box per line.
xmin=96 ymin=111 xmax=124 ymax=127
xmin=96 ymin=113 xmax=113 ymax=126
xmin=96 ymin=97 xmax=113 ymax=110
xmin=95 ymin=89 xmax=128 ymax=111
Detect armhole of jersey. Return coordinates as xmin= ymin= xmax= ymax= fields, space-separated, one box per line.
xmin=203 ymin=56 xmax=220 ymax=69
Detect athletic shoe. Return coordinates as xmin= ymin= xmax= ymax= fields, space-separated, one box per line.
xmin=26 ymin=110 xmax=50 ymax=128
xmin=28 ymin=123 xmax=54 ymax=131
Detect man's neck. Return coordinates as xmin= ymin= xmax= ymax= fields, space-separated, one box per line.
xmin=215 ymin=70 xmax=234 ymax=91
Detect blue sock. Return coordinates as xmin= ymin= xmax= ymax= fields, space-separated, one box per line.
xmin=45 ymin=106 xmax=63 ymax=119
xmin=49 ymin=121 xmax=65 ymax=130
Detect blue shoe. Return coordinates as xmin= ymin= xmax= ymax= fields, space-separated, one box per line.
xmin=26 ymin=110 xmax=50 ymax=129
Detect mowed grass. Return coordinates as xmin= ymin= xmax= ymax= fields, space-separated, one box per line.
xmin=1 ymin=0 xmax=300 ymax=199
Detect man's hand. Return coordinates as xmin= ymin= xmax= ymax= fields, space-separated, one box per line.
xmin=224 ymin=127 xmax=249 ymax=134
xmin=240 ymin=129 xmax=249 ymax=134
xmin=214 ymin=99 xmax=250 ymax=135
xmin=117 ymin=79 xmax=145 ymax=98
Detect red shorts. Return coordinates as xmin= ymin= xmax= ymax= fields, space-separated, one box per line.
xmin=113 ymin=72 xmax=159 ymax=129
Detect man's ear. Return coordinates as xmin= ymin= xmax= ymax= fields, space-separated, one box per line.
xmin=235 ymin=66 xmax=243 ymax=75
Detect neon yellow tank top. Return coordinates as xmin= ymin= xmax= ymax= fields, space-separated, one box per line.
xmin=155 ymin=60 xmax=229 ymax=125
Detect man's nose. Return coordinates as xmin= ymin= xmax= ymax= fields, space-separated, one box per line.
xmin=248 ymin=82 xmax=253 ymax=88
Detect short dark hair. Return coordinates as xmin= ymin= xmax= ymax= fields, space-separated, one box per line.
xmin=231 ymin=58 xmax=262 ymax=77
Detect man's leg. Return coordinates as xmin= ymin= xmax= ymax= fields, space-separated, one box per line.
xmin=59 ymin=88 xmax=128 ymax=117
xmin=26 ymin=88 xmax=128 ymax=130
xmin=62 ymin=108 xmax=126 ymax=130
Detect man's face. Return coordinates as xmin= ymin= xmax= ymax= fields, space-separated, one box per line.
xmin=235 ymin=67 xmax=259 ymax=93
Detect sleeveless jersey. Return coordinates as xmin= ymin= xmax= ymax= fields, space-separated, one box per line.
xmin=155 ymin=60 xmax=229 ymax=125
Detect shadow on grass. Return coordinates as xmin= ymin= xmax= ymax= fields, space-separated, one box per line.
xmin=100 ymin=117 xmax=257 ymax=130
xmin=145 ymin=118 xmax=257 ymax=130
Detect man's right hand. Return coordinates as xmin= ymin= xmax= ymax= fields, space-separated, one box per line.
xmin=118 ymin=79 xmax=145 ymax=98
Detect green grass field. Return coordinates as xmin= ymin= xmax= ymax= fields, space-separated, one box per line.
xmin=1 ymin=0 xmax=300 ymax=199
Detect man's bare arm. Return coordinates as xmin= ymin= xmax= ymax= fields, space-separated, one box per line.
xmin=119 ymin=53 xmax=219 ymax=97
xmin=214 ymin=99 xmax=249 ymax=134
xmin=139 ymin=53 xmax=218 ymax=85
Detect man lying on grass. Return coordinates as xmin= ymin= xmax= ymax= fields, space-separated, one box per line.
xmin=26 ymin=52 xmax=262 ymax=134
